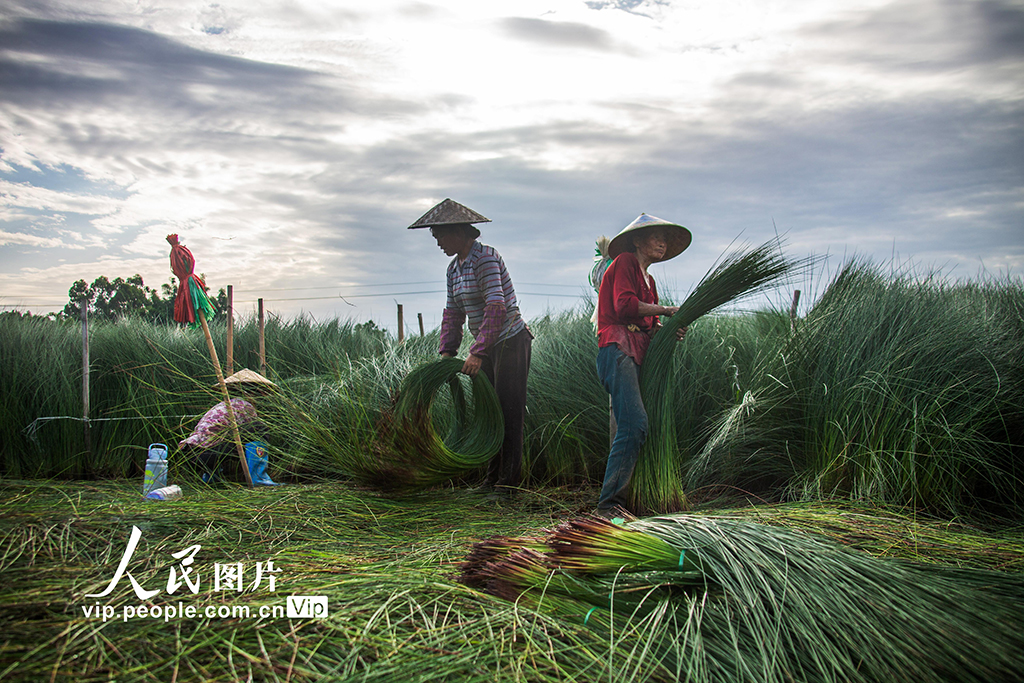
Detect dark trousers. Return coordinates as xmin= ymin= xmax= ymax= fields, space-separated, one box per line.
xmin=481 ymin=328 xmax=532 ymax=489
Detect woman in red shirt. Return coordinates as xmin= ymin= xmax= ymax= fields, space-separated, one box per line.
xmin=595 ymin=214 xmax=691 ymax=516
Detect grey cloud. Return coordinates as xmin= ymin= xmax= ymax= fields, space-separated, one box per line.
xmin=497 ymin=17 xmax=619 ymax=52
xmin=973 ymin=0 xmax=1024 ymax=63
xmin=323 ymin=83 xmax=1023 ymax=285
xmin=804 ymin=0 xmax=1024 ymax=73
xmin=0 ymin=18 xmax=408 ymax=119
xmin=0 ymin=18 xmax=308 ymax=78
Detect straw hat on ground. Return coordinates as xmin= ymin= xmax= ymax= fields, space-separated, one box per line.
xmin=608 ymin=213 xmax=692 ymax=262
xmin=221 ymin=369 xmax=277 ymax=392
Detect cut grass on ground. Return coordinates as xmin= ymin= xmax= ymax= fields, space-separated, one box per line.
xmin=1 ymin=480 xmax=1022 ymax=682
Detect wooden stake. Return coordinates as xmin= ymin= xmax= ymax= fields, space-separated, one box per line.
xmin=226 ymin=284 xmax=234 ymax=375
xmin=258 ymin=298 xmax=266 ymax=376
xmin=198 ymin=309 xmax=253 ymax=487
xmin=790 ymin=289 xmax=801 ymax=333
xmin=81 ymin=305 xmax=92 ymax=458
xmin=397 ymin=303 xmax=404 ymax=343
xmin=418 ymin=312 xmax=424 ymax=336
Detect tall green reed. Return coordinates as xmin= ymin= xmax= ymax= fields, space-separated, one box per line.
xmin=689 ymin=260 xmax=1024 ymax=517
xmin=0 ymin=313 xmax=403 ymax=479
xmin=524 ymin=308 xmax=609 ymax=485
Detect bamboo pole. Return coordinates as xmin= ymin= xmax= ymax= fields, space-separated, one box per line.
xmin=258 ymin=298 xmax=266 ymax=376
xmin=226 ymin=284 xmax=234 ymax=375
xmin=198 ymin=309 xmax=253 ymax=487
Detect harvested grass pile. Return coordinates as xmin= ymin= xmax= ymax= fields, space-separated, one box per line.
xmin=459 ymin=514 xmax=1024 ymax=683
xmin=370 ymin=357 xmax=504 ymax=489
xmin=3 ymin=482 xmax=1023 ymax=682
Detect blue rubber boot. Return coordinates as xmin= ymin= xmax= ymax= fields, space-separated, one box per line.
xmin=244 ymin=441 xmax=280 ymax=486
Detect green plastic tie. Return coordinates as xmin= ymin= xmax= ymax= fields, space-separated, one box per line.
xmin=584 ymin=606 xmax=599 ymax=625
xmin=679 ymin=550 xmax=686 ymax=568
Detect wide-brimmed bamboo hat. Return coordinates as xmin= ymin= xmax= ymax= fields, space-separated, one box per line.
xmin=407 ymin=198 xmax=490 ymax=238
xmin=222 ymin=368 xmax=277 ymax=390
xmin=608 ymin=213 xmax=692 ymax=262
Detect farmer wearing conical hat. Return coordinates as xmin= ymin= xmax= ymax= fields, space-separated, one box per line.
xmin=179 ymin=369 xmax=280 ymax=486
xmin=409 ymin=199 xmax=533 ymax=501
xmin=595 ymin=213 xmax=691 ymax=517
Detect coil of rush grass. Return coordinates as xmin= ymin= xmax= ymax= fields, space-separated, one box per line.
xmin=632 ymin=238 xmax=811 ymax=514
xmin=375 ymin=357 xmax=504 ymax=489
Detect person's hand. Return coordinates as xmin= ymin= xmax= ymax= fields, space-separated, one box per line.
xmin=676 ymin=325 xmax=688 ymax=341
xmin=441 ymin=353 xmax=453 ymax=358
xmin=662 ymin=305 xmax=679 ymax=317
xmin=461 ymin=354 xmax=483 ymax=377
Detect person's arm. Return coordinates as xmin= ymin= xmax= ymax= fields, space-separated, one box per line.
xmin=439 ymin=307 xmax=465 ymax=357
xmin=463 ymin=252 xmax=507 ymax=375
xmin=439 ymin=264 xmax=466 ymax=356
xmin=637 ymin=301 xmax=677 ymax=317
xmin=640 ymin=278 xmax=683 ymax=339
xmin=612 ymin=258 xmax=676 ymax=319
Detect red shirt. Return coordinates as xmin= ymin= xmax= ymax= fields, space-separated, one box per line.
xmin=596 ymin=252 xmax=659 ymax=365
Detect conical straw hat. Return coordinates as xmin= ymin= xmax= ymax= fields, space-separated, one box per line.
xmin=222 ymin=368 xmax=277 ymax=388
xmin=608 ymin=213 xmax=692 ymax=262
xmin=407 ymin=198 xmax=491 ymax=229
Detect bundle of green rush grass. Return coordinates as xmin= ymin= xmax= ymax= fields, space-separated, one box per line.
xmin=373 ymin=357 xmax=504 ymax=489
xmin=633 ymin=238 xmax=814 ymax=514
xmin=458 ymin=514 xmax=1024 ymax=683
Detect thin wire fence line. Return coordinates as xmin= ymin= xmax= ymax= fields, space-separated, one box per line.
xmin=192 ymin=281 xmax=584 ymax=293
xmin=234 ymin=290 xmax=585 ymax=304
xmin=2 ymin=282 xmax=587 ymax=310
xmin=22 ymin=414 xmax=203 ymax=445
xmin=236 ymin=290 xmax=447 ymax=303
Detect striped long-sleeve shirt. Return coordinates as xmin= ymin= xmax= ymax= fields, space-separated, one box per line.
xmin=439 ymin=241 xmax=527 ymax=357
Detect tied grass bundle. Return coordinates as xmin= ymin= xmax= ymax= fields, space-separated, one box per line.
xmin=633 ymin=514 xmax=1024 ymax=683
xmin=458 ymin=520 xmax=697 ymax=622
xmin=633 ymin=238 xmax=810 ymax=513
xmin=375 ymin=357 xmax=504 ymax=489
xmin=460 ymin=514 xmax=1024 ymax=683
xmin=459 ymin=535 xmax=549 ymax=589
xmin=547 ymin=517 xmax=703 ymax=575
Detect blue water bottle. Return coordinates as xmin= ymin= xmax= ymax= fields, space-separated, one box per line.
xmin=143 ymin=443 xmax=168 ymax=496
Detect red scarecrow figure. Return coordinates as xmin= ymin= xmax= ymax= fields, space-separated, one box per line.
xmin=167 ymin=234 xmax=253 ymax=486
xmin=167 ymin=234 xmax=216 ymax=327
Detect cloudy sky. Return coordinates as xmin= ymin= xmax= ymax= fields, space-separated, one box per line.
xmin=1 ymin=0 xmax=1022 ymax=333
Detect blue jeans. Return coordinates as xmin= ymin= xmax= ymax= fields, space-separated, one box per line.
xmin=596 ymin=344 xmax=648 ymax=511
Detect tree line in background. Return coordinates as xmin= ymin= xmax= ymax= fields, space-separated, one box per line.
xmin=2 ymin=273 xmax=229 ymax=323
